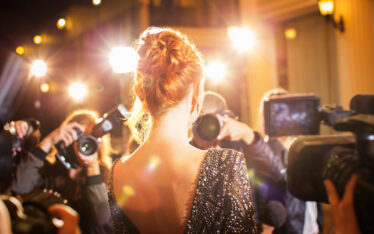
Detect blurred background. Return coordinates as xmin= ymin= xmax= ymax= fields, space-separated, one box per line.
xmin=0 ymin=0 xmax=373 ymax=151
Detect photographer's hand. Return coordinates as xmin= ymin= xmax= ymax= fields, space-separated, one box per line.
xmin=74 ymin=148 xmax=100 ymax=176
xmin=217 ymin=115 xmax=255 ymax=145
xmin=49 ymin=204 xmax=81 ymax=234
xmin=39 ymin=122 xmax=85 ymax=153
xmin=324 ymin=175 xmax=361 ymax=234
xmin=13 ymin=120 xmax=29 ymax=139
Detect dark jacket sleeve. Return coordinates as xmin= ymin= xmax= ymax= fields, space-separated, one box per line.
xmin=11 ymin=147 xmax=47 ymax=194
xmin=242 ymin=132 xmax=286 ymax=183
xmin=79 ymin=175 xmax=112 ymax=234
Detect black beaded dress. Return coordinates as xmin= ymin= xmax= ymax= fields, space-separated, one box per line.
xmin=109 ymin=148 xmax=258 ymax=233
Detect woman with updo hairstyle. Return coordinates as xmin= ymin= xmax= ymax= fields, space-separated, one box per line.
xmin=110 ymin=27 xmax=257 ymax=233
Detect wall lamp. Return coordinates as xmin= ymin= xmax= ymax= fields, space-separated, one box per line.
xmin=318 ymin=0 xmax=344 ymax=32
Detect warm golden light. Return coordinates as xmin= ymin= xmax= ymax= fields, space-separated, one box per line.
xmin=68 ymin=82 xmax=88 ymax=101
xmin=284 ymin=28 xmax=297 ymax=40
xmin=318 ymin=0 xmax=334 ymax=16
xmin=57 ymin=18 xmax=66 ymax=29
xmin=92 ymin=0 xmax=101 ymax=6
xmin=33 ymin=35 xmax=43 ymax=45
xmin=30 ymin=60 xmax=47 ymax=77
xmin=109 ymin=46 xmax=138 ymax=74
xmin=227 ymin=26 xmax=256 ymax=52
xmin=16 ymin=46 xmax=25 ymax=55
xmin=147 ymin=155 xmax=161 ymax=171
xmin=206 ymin=61 xmax=226 ymax=83
xmin=40 ymin=83 xmax=50 ymax=93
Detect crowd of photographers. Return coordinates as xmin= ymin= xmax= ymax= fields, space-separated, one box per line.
xmin=0 ymin=88 xmax=364 ymax=234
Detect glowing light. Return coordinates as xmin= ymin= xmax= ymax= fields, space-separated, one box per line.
xmin=57 ymin=18 xmax=66 ymax=29
xmin=30 ymin=60 xmax=47 ymax=77
xmin=284 ymin=28 xmax=297 ymax=40
xmin=227 ymin=27 xmax=256 ymax=52
xmin=16 ymin=46 xmax=25 ymax=55
xmin=117 ymin=185 xmax=135 ymax=206
xmin=68 ymin=82 xmax=88 ymax=101
xmin=92 ymin=0 xmax=101 ymax=6
xmin=40 ymin=83 xmax=50 ymax=93
xmin=318 ymin=0 xmax=334 ymax=16
xmin=147 ymin=155 xmax=161 ymax=171
xmin=109 ymin=46 xmax=138 ymax=74
xmin=33 ymin=35 xmax=43 ymax=45
xmin=206 ymin=61 xmax=226 ymax=83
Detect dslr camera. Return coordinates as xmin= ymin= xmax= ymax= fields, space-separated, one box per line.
xmin=264 ymin=93 xmax=374 ymax=233
xmin=55 ymin=104 xmax=128 ymax=170
xmin=192 ymin=110 xmax=236 ymax=142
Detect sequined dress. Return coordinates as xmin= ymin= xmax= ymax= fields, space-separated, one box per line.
xmin=109 ymin=148 xmax=258 ymax=233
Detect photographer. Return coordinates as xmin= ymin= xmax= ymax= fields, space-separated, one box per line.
xmin=192 ymin=91 xmax=285 ymax=182
xmin=11 ymin=110 xmax=112 ymax=234
xmin=0 ymin=130 xmax=81 ymax=234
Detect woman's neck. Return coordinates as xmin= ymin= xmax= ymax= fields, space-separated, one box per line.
xmin=146 ymin=104 xmax=191 ymax=148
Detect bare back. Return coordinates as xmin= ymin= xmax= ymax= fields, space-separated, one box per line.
xmin=112 ymin=143 xmax=206 ymax=233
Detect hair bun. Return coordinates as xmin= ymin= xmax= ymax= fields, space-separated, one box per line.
xmin=134 ymin=27 xmax=204 ymax=116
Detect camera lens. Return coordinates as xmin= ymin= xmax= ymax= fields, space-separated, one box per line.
xmin=77 ymin=136 xmax=98 ymax=156
xmin=193 ymin=114 xmax=221 ymax=141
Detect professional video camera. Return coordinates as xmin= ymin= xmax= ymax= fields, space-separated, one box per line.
xmin=264 ymin=93 xmax=374 ymax=233
xmin=1 ymin=189 xmax=67 ymax=234
xmin=55 ymin=104 xmax=128 ymax=170
xmin=192 ymin=110 xmax=236 ymax=142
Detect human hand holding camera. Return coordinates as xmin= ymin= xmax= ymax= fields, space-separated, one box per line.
xmin=324 ymin=175 xmax=361 ymax=234
xmin=217 ymin=115 xmax=255 ymax=145
xmin=74 ymin=145 xmax=100 ymax=176
xmin=39 ymin=122 xmax=85 ymax=153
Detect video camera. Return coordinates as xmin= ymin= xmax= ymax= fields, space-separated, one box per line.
xmin=55 ymin=104 xmax=129 ymax=170
xmin=264 ymin=93 xmax=374 ymax=233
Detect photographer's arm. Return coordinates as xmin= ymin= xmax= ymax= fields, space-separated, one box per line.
xmin=75 ymin=150 xmax=111 ymax=228
xmin=12 ymin=122 xmax=84 ymax=195
xmin=217 ymin=116 xmax=285 ymax=183
xmin=38 ymin=122 xmax=84 ymax=153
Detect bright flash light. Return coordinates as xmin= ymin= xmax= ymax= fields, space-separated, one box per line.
xmin=69 ymin=82 xmax=87 ymax=101
xmin=30 ymin=60 xmax=47 ymax=77
xmin=33 ymin=35 xmax=43 ymax=45
xmin=40 ymin=83 xmax=50 ymax=93
xmin=16 ymin=46 xmax=25 ymax=55
xmin=109 ymin=46 xmax=138 ymax=74
xmin=227 ymin=27 xmax=256 ymax=52
xmin=206 ymin=61 xmax=226 ymax=83
xmin=57 ymin=18 xmax=66 ymax=29
xmin=92 ymin=0 xmax=101 ymax=6
xmin=284 ymin=28 xmax=297 ymax=40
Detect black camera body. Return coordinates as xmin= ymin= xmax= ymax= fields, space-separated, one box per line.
xmin=192 ymin=110 xmax=236 ymax=142
xmin=1 ymin=189 xmax=67 ymax=234
xmin=54 ymin=104 xmax=128 ymax=170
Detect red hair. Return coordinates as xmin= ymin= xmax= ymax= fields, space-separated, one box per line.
xmin=134 ymin=27 xmax=204 ymax=116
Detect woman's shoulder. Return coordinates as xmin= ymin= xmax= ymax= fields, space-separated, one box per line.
xmin=205 ymin=147 xmax=244 ymax=162
xmin=202 ymin=148 xmax=246 ymax=176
